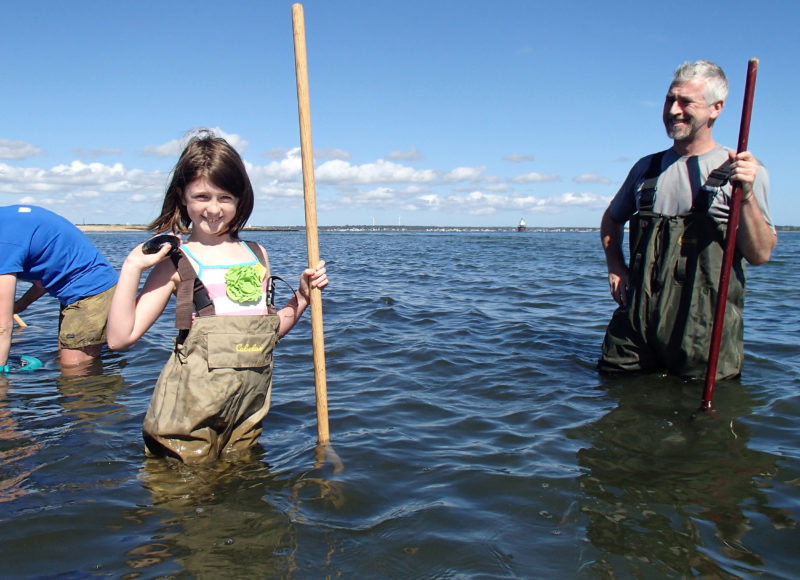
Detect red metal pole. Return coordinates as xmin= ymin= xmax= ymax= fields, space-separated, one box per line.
xmin=700 ymin=58 xmax=759 ymax=411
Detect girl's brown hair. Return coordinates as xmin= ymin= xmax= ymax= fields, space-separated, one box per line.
xmin=149 ymin=130 xmax=254 ymax=238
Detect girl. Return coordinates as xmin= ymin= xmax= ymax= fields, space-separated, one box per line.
xmin=107 ymin=131 xmax=328 ymax=464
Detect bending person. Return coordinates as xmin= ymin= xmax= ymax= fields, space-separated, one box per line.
xmin=0 ymin=205 xmax=118 ymax=370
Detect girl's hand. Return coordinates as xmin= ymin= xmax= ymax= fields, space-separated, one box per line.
xmin=298 ymin=260 xmax=328 ymax=300
xmin=124 ymin=236 xmax=181 ymax=272
xmin=277 ymin=260 xmax=328 ymax=339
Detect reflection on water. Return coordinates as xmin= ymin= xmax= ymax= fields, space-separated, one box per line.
xmin=0 ymin=379 xmax=42 ymax=503
xmin=576 ymin=375 xmax=792 ymax=577
xmin=136 ymin=456 xmax=296 ymax=577
xmin=1 ymin=357 xmax=128 ymax=500
xmin=132 ymin=444 xmax=346 ymax=578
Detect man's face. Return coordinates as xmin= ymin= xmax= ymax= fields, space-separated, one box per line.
xmin=662 ymin=78 xmax=722 ymax=142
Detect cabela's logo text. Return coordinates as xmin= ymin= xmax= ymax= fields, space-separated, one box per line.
xmin=235 ymin=343 xmax=265 ymax=353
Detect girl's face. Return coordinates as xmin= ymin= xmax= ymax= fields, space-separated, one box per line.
xmin=180 ymin=177 xmax=239 ymax=237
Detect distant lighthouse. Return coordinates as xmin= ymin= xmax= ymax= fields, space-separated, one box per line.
xmin=517 ymin=217 xmax=527 ymax=232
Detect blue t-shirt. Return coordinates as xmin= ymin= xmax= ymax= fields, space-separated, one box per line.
xmin=0 ymin=205 xmax=117 ymax=306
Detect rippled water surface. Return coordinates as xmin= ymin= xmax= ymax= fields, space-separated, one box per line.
xmin=1 ymin=231 xmax=798 ymax=578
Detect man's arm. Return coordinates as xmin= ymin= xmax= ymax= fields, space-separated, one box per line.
xmin=730 ymin=151 xmax=777 ymax=265
xmin=738 ymin=195 xmax=777 ymax=265
xmin=600 ymin=207 xmax=630 ymax=307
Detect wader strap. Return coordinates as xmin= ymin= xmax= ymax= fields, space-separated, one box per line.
xmin=245 ymin=241 xmax=279 ymax=312
xmin=692 ymin=158 xmax=733 ymax=213
xmin=638 ymin=151 xmax=666 ymax=211
xmin=171 ymin=251 xmax=215 ymax=331
xmin=639 ymin=152 xmax=731 ymax=213
xmin=704 ymin=160 xmax=732 ymax=188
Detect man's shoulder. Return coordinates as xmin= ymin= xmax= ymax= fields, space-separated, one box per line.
xmin=701 ymin=144 xmax=734 ymax=162
xmin=635 ymin=148 xmax=674 ymax=165
xmin=628 ymin=149 xmax=674 ymax=178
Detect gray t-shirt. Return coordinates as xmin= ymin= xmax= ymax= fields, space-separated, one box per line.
xmin=609 ymin=144 xmax=774 ymax=230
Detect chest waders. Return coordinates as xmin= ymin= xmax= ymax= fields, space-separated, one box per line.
xmin=599 ymin=154 xmax=746 ymax=380
xmin=142 ymin=241 xmax=281 ymax=464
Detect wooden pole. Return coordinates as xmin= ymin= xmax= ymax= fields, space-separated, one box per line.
xmin=700 ymin=58 xmax=759 ymax=412
xmin=13 ymin=314 xmax=27 ymax=328
xmin=292 ymin=3 xmax=330 ymax=443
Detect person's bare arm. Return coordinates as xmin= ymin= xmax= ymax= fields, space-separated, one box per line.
xmin=14 ymin=283 xmax=46 ymax=314
xmin=730 ymin=151 xmax=777 ymax=265
xmin=600 ymin=208 xmax=630 ymax=307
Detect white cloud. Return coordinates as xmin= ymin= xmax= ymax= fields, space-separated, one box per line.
xmin=504 ymin=153 xmax=535 ymax=163
xmin=573 ymin=173 xmax=612 ymax=184
xmin=71 ymin=147 xmax=124 ymax=159
xmin=363 ymin=189 xmax=609 ymax=217
xmin=0 ymin=139 xmax=43 ymax=160
xmin=243 ymin=148 xmax=608 ymax=218
xmin=316 ymin=159 xmax=437 ymax=185
xmin=247 ymin=148 xmax=303 ymax=182
xmin=442 ymin=166 xmax=486 ymax=183
xmin=0 ymin=128 xmax=612 ymax=226
xmin=0 ymin=161 xmax=164 ymax=197
xmin=511 ymin=171 xmax=560 ymax=184
xmin=142 ymin=139 xmax=183 ymax=158
xmin=69 ymin=190 xmax=102 ymax=199
xmin=484 ymin=183 xmax=510 ymax=192
xmin=142 ymin=127 xmax=249 ymax=157
xmin=386 ymin=145 xmax=424 ymax=162
xmin=418 ymin=194 xmax=440 ymax=208
xmin=263 ymin=147 xmax=288 ymax=159
xmin=253 ymin=179 xmax=304 ymax=202
xmin=316 ymin=148 xmax=351 ymax=160
xmin=353 ymin=187 xmax=397 ymax=206
xmin=551 ymin=192 xmax=610 ymax=208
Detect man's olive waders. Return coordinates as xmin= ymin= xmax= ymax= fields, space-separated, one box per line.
xmin=143 ymin=242 xmax=280 ymax=463
xmin=599 ymin=155 xmax=746 ymax=380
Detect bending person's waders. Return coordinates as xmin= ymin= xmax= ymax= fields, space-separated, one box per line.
xmin=599 ymin=157 xmax=746 ymax=380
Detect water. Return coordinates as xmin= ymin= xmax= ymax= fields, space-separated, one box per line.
xmin=1 ymin=230 xmax=798 ymax=578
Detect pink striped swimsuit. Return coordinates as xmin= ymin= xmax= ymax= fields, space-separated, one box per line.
xmin=180 ymin=243 xmax=270 ymax=316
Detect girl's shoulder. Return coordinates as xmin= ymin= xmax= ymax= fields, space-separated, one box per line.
xmin=242 ymin=240 xmax=269 ymax=266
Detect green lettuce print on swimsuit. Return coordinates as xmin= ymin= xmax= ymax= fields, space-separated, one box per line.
xmin=225 ymin=263 xmax=267 ymax=303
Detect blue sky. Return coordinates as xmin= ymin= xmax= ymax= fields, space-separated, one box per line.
xmin=1 ymin=1 xmax=797 ymax=228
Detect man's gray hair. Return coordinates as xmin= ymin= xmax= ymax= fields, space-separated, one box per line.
xmin=672 ymin=60 xmax=729 ymax=105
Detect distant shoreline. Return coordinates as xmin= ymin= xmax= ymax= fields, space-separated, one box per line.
xmin=76 ymin=224 xmax=302 ymax=232
xmin=77 ymin=224 xmax=148 ymax=232
xmin=75 ymin=224 xmax=600 ymax=233
xmin=76 ymin=224 xmax=800 ymax=233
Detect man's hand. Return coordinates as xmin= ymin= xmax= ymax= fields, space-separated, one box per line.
xmin=608 ymin=269 xmax=630 ymax=307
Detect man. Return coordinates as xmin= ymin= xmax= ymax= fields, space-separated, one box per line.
xmin=598 ymin=60 xmax=777 ymax=380
xmin=0 ymin=205 xmax=118 ymax=370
